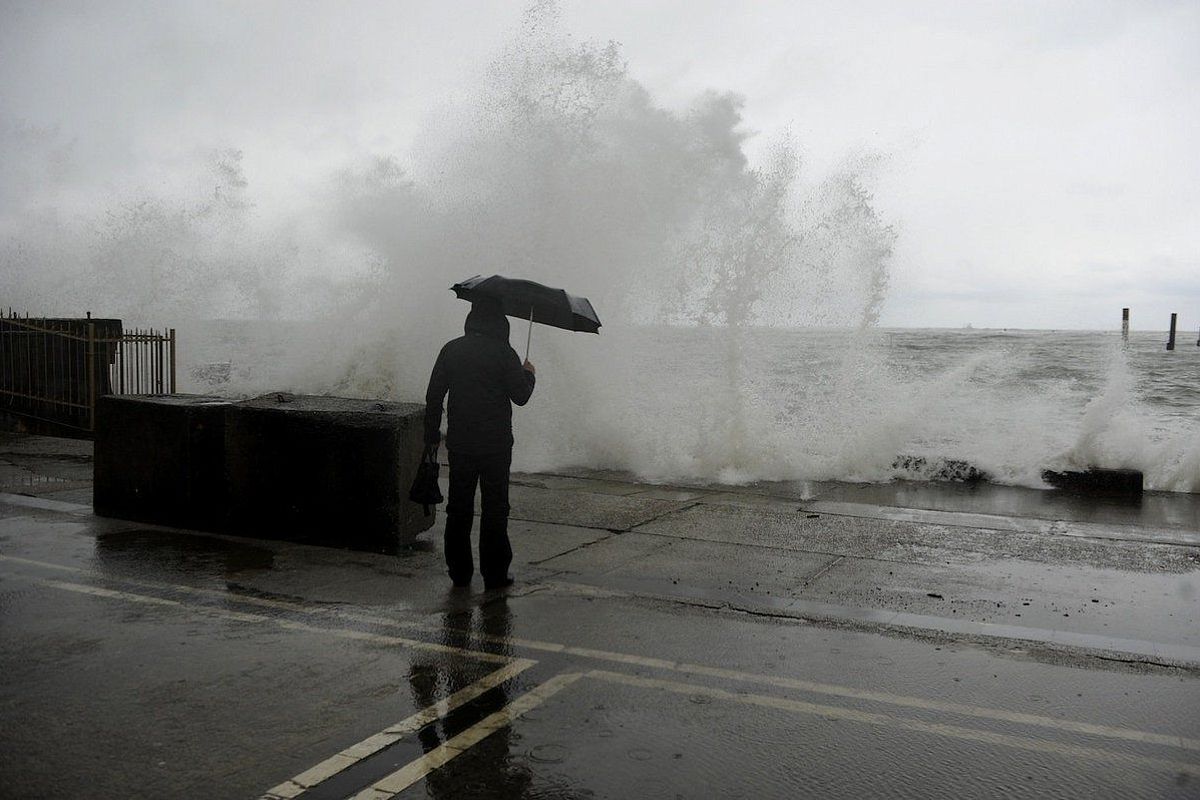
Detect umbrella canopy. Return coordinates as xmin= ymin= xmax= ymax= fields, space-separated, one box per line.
xmin=450 ymin=275 xmax=601 ymax=334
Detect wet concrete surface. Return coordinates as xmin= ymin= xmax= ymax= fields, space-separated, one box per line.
xmin=435 ymin=670 xmax=1193 ymax=800
xmin=542 ymin=465 xmax=1200 ymax=531
xmin=0 ymin=433 xmax=94 ymax=496
xmin=1 ymin=432 xmax=1199 ymax=798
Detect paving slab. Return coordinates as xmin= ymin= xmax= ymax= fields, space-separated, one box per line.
xmin=529 ymin=530 xmax=675 ymax=576
xmin=538 ymin=533 xmax=837 ymax=605
xmin=508 ymin=484 xmax=690 ymax=530
xmin=628 ymin=486 xmax=711 ymax=502
xmin=806 ymin=500 xmax=1200 ymax=547
xmin=511 ymin=473 xmax=645 ymax=496
xmin=638 ymin=502 xmax=1199 ymax=572
xmin=695 ymin=491 xmax=800 ymax=510
xmin=803 ymin=557 xmax=1200 ymax=648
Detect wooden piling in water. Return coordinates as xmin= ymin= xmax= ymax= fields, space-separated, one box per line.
xmin=1166 ymin=312 xmax=1177 ymax=351
xmin=1121 ymin=308 xmax=1129 ymax=341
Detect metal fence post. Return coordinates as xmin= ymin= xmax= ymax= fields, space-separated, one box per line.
xmin=86 ymin=322 xmax=97 ymax=431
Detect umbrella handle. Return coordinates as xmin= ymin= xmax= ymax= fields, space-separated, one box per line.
xmin=524 ymin=305 xmax=533 ymax=363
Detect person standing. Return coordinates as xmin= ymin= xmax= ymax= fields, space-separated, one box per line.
xmin=424 ymin=297 xmax=536 ymax=589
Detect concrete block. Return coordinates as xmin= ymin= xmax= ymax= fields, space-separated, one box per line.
xmin=225 ymin=394 xmax=432 ymax=552
xmin=1041 ymin=468 xmax=1143 ymax=497
xmin=94 ymin=394 xmax=231 ymax=529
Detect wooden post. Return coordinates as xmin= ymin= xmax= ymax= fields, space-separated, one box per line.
xmin=1121 ymin=308 xmax=1129 ymax=341
xmin=1166 ymin=313 xmax=1177 ymax=351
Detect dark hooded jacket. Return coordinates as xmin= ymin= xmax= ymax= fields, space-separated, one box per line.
xmin=424 ymin=302 xmax=535 ymax=454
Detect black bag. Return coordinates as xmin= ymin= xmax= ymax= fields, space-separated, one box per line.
xmin=408 ymin=444 xmax=444 ymax=516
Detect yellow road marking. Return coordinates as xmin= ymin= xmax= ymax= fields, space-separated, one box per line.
xmin=5 ymin=555 xmax=1198 ymax=754
xmin=259 ymin=658 xmax=538 ymax=799
xmin=350 ymin=672 xmax=585 ymax=800
xmin=586 ymin=670 xmax=1200 ymax=776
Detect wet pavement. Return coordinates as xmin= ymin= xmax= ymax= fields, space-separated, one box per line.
xmin=1 ymin=432 xmax=1199 ymax=798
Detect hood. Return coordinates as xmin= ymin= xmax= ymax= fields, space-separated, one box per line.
xmin=464 ymin=300 xmax=510 ymax=341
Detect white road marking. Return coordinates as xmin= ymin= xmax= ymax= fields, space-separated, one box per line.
xmin=0 ymin=554 xmax=79 ymax=571
xmin=259 ymin=658 xmax=538 ymax=799
xmin=349 ymin=672 xmax=585 ymax=800
xmin=586 ymin=670 xmax=1200 ymax=776
xmin=42 ymin=582 xmax=180 ymax=606
xmin=670 ymin=661 xmax=1200 ymax=752
xmin=33 ymin=577 xmax=510 ymax=663
xmin=6 ymin=555 xmax=1198 ymax=754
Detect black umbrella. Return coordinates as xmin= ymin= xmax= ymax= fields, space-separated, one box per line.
xmin=450 ymin=274 xmax=601 ymax=360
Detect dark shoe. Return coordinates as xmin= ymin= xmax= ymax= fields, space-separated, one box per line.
xmin=483 ymin=575 xmax=514 ymax=591
xmin=450 ymin=575 xmax=472 ymax=588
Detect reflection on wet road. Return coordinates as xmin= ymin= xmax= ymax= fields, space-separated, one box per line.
xmin=3 ymin=475 xmax=1199 ymax=798
xmin=4 ymin=548 xmax=1197 ymax=799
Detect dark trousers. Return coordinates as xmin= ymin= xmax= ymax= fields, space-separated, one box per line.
xmin=444 ymin=449 xmax=513 ymax=584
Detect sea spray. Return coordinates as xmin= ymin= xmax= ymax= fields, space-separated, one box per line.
xmin=2 ymin=5 xmax=1196 ymax=493
xmin=1063 ymin=342 xmax=1200 ymax=493
xmin=216 ymin=5 xmax=897 ymax=484
xmin=390 ymin=8 xmax=895 ymax=481
xmin=1064 ymin=343 xmax=1146 ymax=473
xmin=0 ymin=146 xmax=290 ymax=322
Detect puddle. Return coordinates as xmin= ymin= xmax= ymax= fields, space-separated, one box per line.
xmin=93 ymin=529 xmax=275 ymax=579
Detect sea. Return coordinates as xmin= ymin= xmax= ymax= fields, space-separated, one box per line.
xmin=179 ymin=322 xmax=1199 ymax=495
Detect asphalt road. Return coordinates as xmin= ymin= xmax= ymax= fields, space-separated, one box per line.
xmin=1 ymin=435 xmax=1198 ymax=799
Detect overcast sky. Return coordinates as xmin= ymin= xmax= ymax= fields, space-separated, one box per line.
xmin=2 ymin=0 xmax=1197 ymax=329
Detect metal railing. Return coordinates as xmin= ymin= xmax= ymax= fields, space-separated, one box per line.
xmin=112 ymin=326 xmax=177 ymax=397
xmin=0 ymin=312 xmax=175 ymax=433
